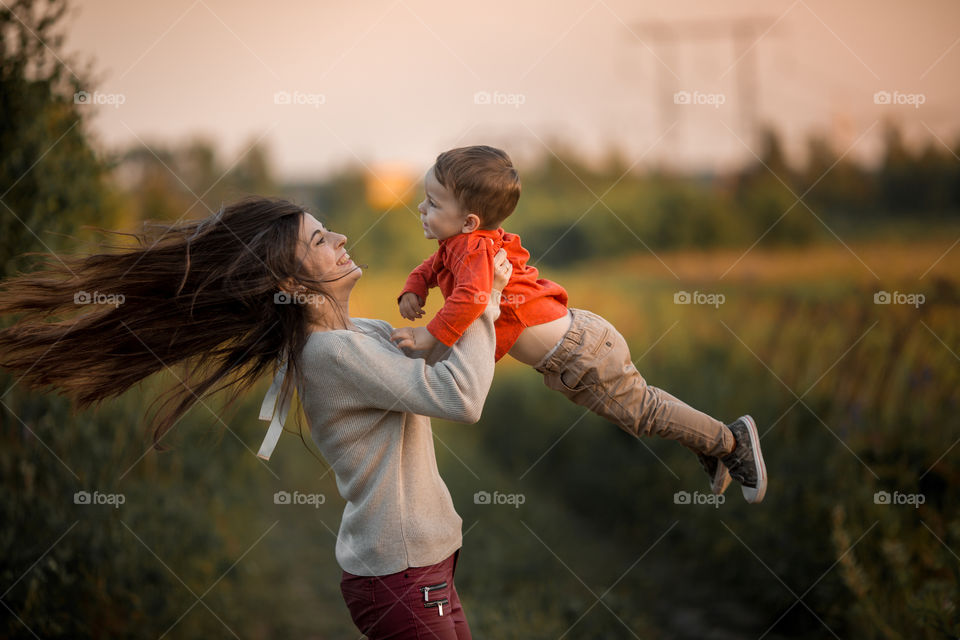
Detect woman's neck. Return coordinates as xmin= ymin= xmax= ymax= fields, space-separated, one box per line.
xmin=308 ymin=294 xmax=359 ymax=332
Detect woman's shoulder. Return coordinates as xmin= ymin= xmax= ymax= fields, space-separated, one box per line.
xmin=303 ymin=318 xmax=393 ymax=355
xmin=354 ymin=317 xmax=393 ymax=337
xmin=300 ymin=320 xmax=413 ymax=389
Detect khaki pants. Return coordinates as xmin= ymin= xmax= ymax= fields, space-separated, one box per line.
xmin=535 ymin=308 xmax=735 ymax=457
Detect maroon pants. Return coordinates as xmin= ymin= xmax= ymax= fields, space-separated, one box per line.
xmin=340 ymin=549 xmax=472 ymax=639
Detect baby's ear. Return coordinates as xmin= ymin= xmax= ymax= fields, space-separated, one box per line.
xmin=461 ymin=213 xmax=481 ymax=233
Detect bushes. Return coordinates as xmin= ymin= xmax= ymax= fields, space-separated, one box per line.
xmin=475 ymin=280 xmax=959 ymax=637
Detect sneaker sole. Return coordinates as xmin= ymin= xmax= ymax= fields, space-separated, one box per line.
xmin=739 ymin=415 xmax=767 ymax=503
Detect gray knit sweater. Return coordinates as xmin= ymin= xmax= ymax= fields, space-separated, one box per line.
xmin=297 ymin=306 xmax=498 ymax=576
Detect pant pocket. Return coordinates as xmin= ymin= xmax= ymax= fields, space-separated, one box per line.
xmin=416 ymin=580 xmax=449 ymax=604
xmin=589 ymin=326 xmax=612 ymax=355
xmin=413 ymin=579 xmax=454 ymax=621
xmin=558 ymin=368 xmax=584 ymax=391
xmin=556 ymin=346 xmax=607 ymax=391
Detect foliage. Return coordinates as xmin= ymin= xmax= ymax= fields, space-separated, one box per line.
xmin=0 ymin=0 xmax=118 ymax=279
xmin=474 ymin=274 xmax=960 ymax=638
xmin=2 ymin=1 xmax=958 ymax=637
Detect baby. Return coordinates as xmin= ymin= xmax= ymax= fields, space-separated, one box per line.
xmin=391 ymin=146 xmax=767 ymax=502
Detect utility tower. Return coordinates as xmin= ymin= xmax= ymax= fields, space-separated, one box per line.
xmin=634 ymin=18 xmax=782 ymax=164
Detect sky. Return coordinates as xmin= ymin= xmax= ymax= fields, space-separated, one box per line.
xmin=60 ymin=0 xmax=960 ymax=181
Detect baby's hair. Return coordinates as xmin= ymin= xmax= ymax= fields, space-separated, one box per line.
xmin=433 ymin=145 xmax=521 ymax=229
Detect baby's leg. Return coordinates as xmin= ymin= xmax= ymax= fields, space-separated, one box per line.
xmin=535 ymin=308 xmax=735 ymax=457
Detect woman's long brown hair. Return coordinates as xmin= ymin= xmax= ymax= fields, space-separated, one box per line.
xmin=0 ymin=195 xmax=336 ymax=450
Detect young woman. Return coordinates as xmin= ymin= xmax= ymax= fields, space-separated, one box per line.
xmin=0 ymin=196 xmax=512 ymax=639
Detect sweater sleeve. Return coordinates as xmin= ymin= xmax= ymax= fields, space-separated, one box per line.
xmin=329 ymin=306 xmax=498 ymax=423
xmin=398 ymin=252 xmax=439 ymax=303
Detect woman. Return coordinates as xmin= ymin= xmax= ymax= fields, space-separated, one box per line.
xmin=0 ymin=196 xmax=511 ymax=639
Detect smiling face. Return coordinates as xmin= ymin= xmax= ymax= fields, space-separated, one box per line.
xmin=295 ymin=212 xmax=361 ymax=293
xmin=417 ymin=167 xmax=480 ymax=241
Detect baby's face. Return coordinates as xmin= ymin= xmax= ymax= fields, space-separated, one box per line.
xmin=417 ymin=168 xmax=472 ymax=241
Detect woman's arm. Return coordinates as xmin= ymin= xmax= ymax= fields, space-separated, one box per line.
xmin=330 ymin=304 xmax=498 ymax=423
xmin=325 ymin=251 xmax=512 ymax=423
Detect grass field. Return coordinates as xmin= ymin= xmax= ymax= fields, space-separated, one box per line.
xmin=2 ymin=236 xmax=957 ymax=638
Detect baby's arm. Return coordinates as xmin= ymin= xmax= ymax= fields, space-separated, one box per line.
xmin=398 ymin=253 xmax=439 ymax=320
xmin=423 ymin=245 xmax=496 ymax=347
xmin=393 ymin=247 xmax=510 ymax=353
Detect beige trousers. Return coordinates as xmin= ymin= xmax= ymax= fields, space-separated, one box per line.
xmin=534 ymin=308 xmax=735 ymax=457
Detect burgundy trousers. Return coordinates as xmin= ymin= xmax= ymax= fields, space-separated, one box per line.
xmin=340 ymin=549 xmax=472 ymax=639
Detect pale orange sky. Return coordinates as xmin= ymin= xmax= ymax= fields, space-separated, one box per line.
xmin=62 ymin=0 xmax=960 ymax=180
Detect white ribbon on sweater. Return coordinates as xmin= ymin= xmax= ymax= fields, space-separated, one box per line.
xmin=257 ymin=357 xmax=292 ymax=460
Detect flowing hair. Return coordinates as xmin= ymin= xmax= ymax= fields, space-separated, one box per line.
xmin=0 ymin=195 xmax=345 ymax=452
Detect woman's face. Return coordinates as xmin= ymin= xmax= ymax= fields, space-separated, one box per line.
xmin=296 ymin=213 xmax=361 ymax=295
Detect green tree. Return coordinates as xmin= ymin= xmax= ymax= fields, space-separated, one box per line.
xmin=801 ymin=134 xmax=875 ymax=218
xmin=0 ymin=0 xmax=116 ymax=278
xmin=118 ymin=137 xmax=279 ymax=229
xmin=878 ymin=122 xmax=920 ymax=214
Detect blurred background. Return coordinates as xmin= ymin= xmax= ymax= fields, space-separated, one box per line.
xmin=1 ymin=0 xmax=958 ymax=637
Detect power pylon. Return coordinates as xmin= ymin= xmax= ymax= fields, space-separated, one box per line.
xmin=634 ymin=18 xmax=783 ymax=164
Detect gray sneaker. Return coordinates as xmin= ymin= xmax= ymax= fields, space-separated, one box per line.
xmin=696 ymin=452 xmax=732 ymax=495
xmin=719 ymin=415 xmax=767 ymax=503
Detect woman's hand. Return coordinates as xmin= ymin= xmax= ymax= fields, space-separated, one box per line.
xmin=492 ymin=248 xmax=512 ymax=292
xmin=390 ymin=326 xmax=439 ymax=351
xmin=485 ymin=248 xmax=512 ymax=320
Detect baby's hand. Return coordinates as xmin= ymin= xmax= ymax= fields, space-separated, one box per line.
xmin=398 ymin=292 xmax=425 ymax=320
xmin=390 ymin=326 xmax=439 ymax=351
